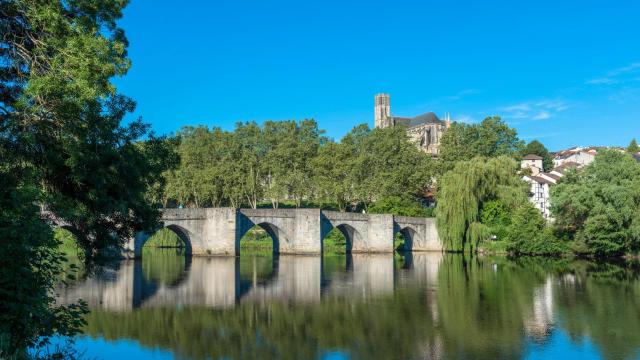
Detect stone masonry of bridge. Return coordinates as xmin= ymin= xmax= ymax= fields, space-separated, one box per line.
xmin=124 ymin=208 xmax=442 ymax=258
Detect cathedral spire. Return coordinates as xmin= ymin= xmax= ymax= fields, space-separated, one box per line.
xmin=374 ymin=93 xmax=391 ymax=128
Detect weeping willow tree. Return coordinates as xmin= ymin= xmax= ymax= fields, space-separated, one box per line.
xmin=436 ymin=156 xmax=528 ymax=252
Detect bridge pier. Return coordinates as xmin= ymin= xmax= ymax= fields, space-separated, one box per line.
xmin=362 ymin=214 xmax=395 ymax=253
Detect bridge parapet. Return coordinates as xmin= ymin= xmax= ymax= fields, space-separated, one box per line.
xmin=394 ymin=215 xmax=429 ymax=226
xmin=160 ymin=208 xmax=209 ymax=220
xmin=239 ymin=208 xmax=297 ymax=219
xmin=322 ymin=210 xmax=369 ymax=222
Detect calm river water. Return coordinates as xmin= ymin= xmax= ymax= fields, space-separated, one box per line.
xmin=52 ymin=249 xmax=640 ymax=359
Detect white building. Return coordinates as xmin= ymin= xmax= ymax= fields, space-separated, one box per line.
xmin=523 ymin=175 xmax=553 ymax=218
xmin=521 ymin=154 xmax=543 ymax=175
xmin=553 ymin=147 xmax=596 ymax=167
xmin=522 ymin=157 xmax=580 ymax=219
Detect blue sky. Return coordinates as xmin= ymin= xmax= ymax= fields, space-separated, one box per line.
xmin=115 ymin=0 xmax=640 ymax=150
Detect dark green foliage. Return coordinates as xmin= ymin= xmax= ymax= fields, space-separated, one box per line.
xmin=438 ymin=116 xmax=524 ymax=167
xmin=368 ymin=196 xmax=433 ymax=217
xmin=479 ymin=199 xmax=511 ymax=241
xmin=164 ymin=122 xmax=435 ymax=213
xmin=0 ymin=165 xmax=87 ymax=355
xmin=348 ymin=126 xmax=434 ymax=210
xmin=141 ymin=248 xmax=187 ymax=286
xmin=521 ymin=140 xmax=554 ymax=171
xmin=2 ymin=0 xmax=165 ymax=253
xmin=506 ymin=203 xmax=567 ymax=255
xmin=1 ymin=0 xmax=167 ymax=354
xmin=144 ymin=228 xmax=184 ymax=248
xmin=627 ymin=138 xmax=640 ymax=153
xmin=551 ymin=150 xmax=640 ymax=257
xmin=164 ymin=120 xmax=324 ymax=209
xmin=436 ymin=156 xmax=529 ymax=251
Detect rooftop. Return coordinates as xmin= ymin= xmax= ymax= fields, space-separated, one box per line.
xmin=393 ymin=112 xmax=444 ymax=128
xmin=523 ymin=154 xmax=543 ymax=160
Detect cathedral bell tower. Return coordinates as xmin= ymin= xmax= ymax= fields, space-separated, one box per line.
xmin=374 ymin=93 xmax=392 ymax=128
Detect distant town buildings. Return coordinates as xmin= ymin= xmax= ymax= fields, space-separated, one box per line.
xmin=553 ymin=147 xmax=596 ymax=167
xmin=374 ymin=93 xmax=451 ymax=156
xmin=523 ymin=146 xmax=640 ymax=219
xmin=522 ymin=158 xmax=580 ymax=219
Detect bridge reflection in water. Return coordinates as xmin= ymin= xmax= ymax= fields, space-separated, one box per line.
xmin=56 ymin=253 xmax=443 ymax=311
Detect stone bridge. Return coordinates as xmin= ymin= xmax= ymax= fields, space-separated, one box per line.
xmin=125 ymin=208 xmax=441 ymax=257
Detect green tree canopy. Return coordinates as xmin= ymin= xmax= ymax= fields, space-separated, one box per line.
xmin=438 ymin=116 xmax=524 ymax=167
xmin=627 ymin=138 xmax=639 ymax=153
xmin=2 ymin=0 xmax=166 ymax=252
xmin=551 ymin=150 xmax=640 ymax=256
xmin=0 ymin=0 xmax=172 ymax=353
xmin=520 ymin=140 xmax=554 ymax=171
xmin=164 ymin=122 xmax=435 ymax=212
xmin=506 ymin=203 xmax=566 ymax=255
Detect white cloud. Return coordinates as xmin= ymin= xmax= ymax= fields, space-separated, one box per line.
xmin=586 ymin=62 xmax=640 ymax=85
xmin=499 ymin=99 xmax=570 ymax=122
xmin=532 ymin=111 xmax=551 ymax=120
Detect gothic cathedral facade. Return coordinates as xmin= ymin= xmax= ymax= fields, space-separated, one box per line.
xmin=374 ymin=93 xmax=450 ymax=156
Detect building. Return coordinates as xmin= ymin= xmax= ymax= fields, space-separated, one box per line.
xmin=522 ymin=157 xmax=580 ymax=219
xmin=374 ymin=93 xmax=451 ymax=155
xmin=552 ymin=147 xmax=596 ymax=167
xmin=521 ymin=154 xmax=543 ymax=175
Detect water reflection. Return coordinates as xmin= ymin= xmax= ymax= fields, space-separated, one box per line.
xmin=58 ymin=253 xmax=426 ymax=309
xmin=55 ymin=253 xmax=640 ymax=360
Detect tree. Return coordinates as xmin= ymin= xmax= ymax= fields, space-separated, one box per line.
xmin=439 ymin=116 xmax=524 ymax=167
xmin=351 ymin=126 xmax=434 ymax=210
xmin=521 ymin=140 xmax=554 ymax=172
xmin=627 ymin=138 xmax=640 ymax=153
xmin=2 ymin=0 xmax=165 ymax=253
xmin=551 ymin=150 xmax=640 ymax=256
xmin=368 ymin=196 xmax=433 ymax=217
xmin=505 ymin=203 xmax=566 ymax=255
xmin=436 ymin=156 xmax=529 ymax=252
xmin=1 ymin=0 xmax=168 ymax=352
xmin=0 ymin=150 xmax=87 ymax=354
xmin=312 ymin=141 xmax=357 ymax=211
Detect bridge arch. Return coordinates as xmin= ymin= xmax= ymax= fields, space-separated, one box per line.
xmin=238 ymin=221 xmax=291 ymax=255
xmin=138 ymin=224 xmax=193 ymax=256
xmin=322 ymin=223 xmax=364 ymax=253
xmin=395 ymin=226 xmax=417 ymax=252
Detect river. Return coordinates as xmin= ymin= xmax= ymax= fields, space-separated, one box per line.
xmin=51 ymin=249 xmax=640 ymax=359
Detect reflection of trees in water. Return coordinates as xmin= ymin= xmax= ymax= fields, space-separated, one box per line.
xmin=238 ymin=255 xmax=277 ymax=297
xmin=435 ymin=255 xmax=548 ymax=360
xmin=141 ymin=248 xmax=188 ymax=287
xmin=83 ymin=288 xmax=435 ymax=360
xmin=555 ymin=260 xmax=640 ymax=360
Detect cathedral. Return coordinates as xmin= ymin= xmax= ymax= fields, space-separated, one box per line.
xmin=374 ymin=93 xmax=450 ymax=156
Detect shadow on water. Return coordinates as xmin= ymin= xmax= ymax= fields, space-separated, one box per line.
xmin=55 ymin=253 xmax=640 ymax=360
